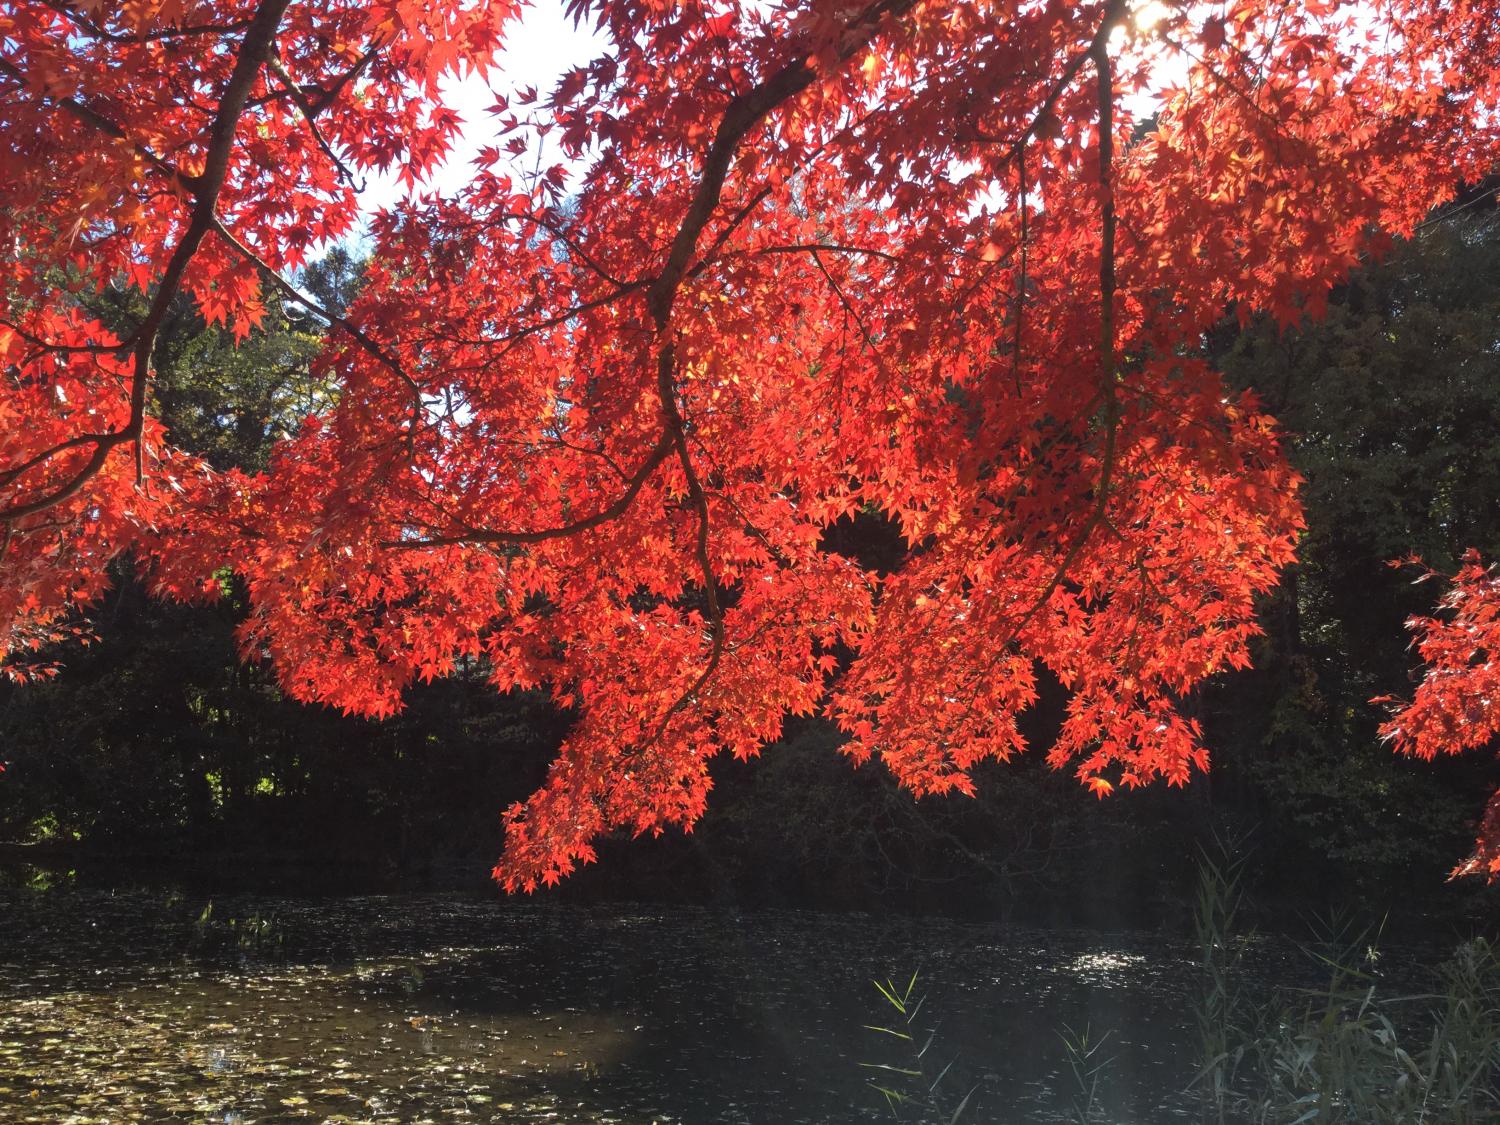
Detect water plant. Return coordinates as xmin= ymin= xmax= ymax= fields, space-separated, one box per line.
xmin=1192 ymin=834 xmax=1254 ymax=1123
xmin=1235 ymin=930 xmax=1500 ymax=1123
xmin=1187 ymin=851 xmax=1500 ymax=1123
xmin=188 ymin=899 xmax=285 ymax=960
xmin=1057 ymin=1021 xmax=1114 ymax=1125
xmin=861 ymin=971 xmax=978 ymax=1123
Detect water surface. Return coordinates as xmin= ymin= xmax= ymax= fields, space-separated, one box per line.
xmin=0 ymin=888 xmax=1321 ymax=1122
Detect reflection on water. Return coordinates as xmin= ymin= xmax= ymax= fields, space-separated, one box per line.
xmin=0 ymin=889 xmax=1277 ymax=1121
xmin=1063 ymin=951 xmax=1149 ymax=986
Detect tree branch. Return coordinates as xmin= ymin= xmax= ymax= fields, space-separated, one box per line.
xmin=0 ymin=0 xmax=293 ymax=520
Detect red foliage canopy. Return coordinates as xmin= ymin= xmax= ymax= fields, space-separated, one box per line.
xmin=3 ymin=0 xmax=1499 ymax=888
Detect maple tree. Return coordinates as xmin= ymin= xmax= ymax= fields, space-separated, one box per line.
xmin=4 ymin=0 xmax=1500 ymax=890
xmin=1381 ymin=554 xmax=1500 ymax=879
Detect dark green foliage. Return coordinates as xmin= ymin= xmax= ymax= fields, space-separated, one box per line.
xmin=83 ymin=261 xmax=352 ymax=471
xmin=1207 ymin=210 xmax=1500 ymax=904
xmin=0 ymin=564 xmax=568 ymax=885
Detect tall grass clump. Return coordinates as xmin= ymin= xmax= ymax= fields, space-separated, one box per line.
xmin=1239 ymin=929 xmax=1500 ymax=1123
xmin=1058 ymin=1021 xmax=1114 ymax=1124
xmin=1190 ymin=848 xmax=1500 ymax=1123
xmin=860 ymin=971 xmax=978 ymax=1123
xmin=1193 ymin=835 xmax=1253 ymax=1123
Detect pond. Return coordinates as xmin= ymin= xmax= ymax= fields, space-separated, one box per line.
xmin=0 ymin=886 xmax=1407 ymax=1122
